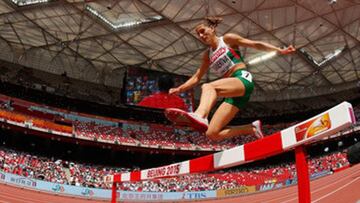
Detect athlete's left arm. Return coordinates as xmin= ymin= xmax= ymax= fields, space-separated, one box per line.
xmin=223 ymin=33 xmax=295 ymax=55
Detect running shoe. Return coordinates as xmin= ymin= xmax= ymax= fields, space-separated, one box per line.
xmin=252 ymin=120 xmax=264 ymax=139
xmin=165 ymin=108 xmax=209 ymax=132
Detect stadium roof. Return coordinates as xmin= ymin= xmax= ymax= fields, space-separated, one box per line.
xmin=0 ymin=0 xmax=359 ymax=102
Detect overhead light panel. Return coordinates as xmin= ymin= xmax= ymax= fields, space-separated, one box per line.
xmin=300 ymin=46 xmax=346 ymax=67
xmin=328 ymin=0 xmax=337 ymax=5
xmin=85 ymin=5 xmax=163 ymax=31
xmin=10 ymin=0 xmax=52 ymax=6
xmin=248 ymin=51 xmax=277 ymax=65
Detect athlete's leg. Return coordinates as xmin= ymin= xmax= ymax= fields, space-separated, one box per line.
xmin=195 ymin=77 xmax=246 ymax=118
xmin=205 ymin=102 xmax=254 ymax=141
xmin=178 ymin=75 xmax=260 ymax=137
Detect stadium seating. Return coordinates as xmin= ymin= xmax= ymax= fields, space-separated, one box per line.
xmin=0 ymin=93 xmax=359 ymax=151
xmin=0 ymin=146 xmax=349 ymax=191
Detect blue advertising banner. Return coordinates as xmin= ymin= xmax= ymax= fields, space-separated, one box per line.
xmin=0 ymin=172 xmax=111 ymax=199
xmin=0 ymin=171 xmax=216 ymax=201
xmin=310 ymin=170 xmax=332 ymax=179
xmin=117 ymin=190 xmax=216 ymax=201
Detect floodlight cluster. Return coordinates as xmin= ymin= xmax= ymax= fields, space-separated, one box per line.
xmin=85 ymin=5 xmax=163 ymax=31
xmin=300 ymin=46 xmax=346 ymax=67
xmin=10 ymin=0 xmax=50 ymax=6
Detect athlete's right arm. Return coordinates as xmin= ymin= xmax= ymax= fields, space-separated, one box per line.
xmin=169 ymin=51 xmax=210 ymax=95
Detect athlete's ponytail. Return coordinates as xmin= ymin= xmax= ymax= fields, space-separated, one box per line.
xmin=205 ymin=16 xmax=223 ymax=28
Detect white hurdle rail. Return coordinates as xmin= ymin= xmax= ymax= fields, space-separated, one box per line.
xmin=105 ymin=101 xmax=356 ymax=203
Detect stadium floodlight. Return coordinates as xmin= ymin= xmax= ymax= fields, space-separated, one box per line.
xmin=299 ymin=46 xmax=346 ymax=67
xmin=328 ymin=0 xmax=337 ymax=5
xmin=317 ymin=47 xmax=344 ymax=66
xmin=85 ymin=5 xmax=163 ymax=31
xmin=9 ymin=0 xmax=52 ymax=6
xmin=248 ymin=51 xmax=277 ymax=65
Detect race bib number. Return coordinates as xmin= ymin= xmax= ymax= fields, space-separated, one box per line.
xmin=211 ymin=56 xmax=233 ymax=76
xmin=241 ymin=70 xmax=252 ymax=82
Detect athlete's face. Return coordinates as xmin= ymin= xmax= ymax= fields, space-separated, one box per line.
xmin=195 ymin=24 xmax=215 ymax=45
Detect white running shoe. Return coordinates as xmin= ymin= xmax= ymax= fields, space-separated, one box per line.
xmin=252 ymin=120 xmax=264 ymax=139
xmin=165 ymin=108 xmax=209 ymax=132
xmin=187 ymin=112 xmax=209 ymax=130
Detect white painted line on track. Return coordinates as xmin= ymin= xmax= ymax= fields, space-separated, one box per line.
xmin=279 ymin=168 xmax=360 ymax=203
xmin=312 ymin=176 xmax=360 ymax=203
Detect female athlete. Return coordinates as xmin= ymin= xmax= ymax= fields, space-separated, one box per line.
xmin=167 ymin=17 xmax=295 ymax=141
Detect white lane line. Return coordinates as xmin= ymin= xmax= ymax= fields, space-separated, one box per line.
xmin=279 ymin=169 xmax=360 ymax=203
xmin=312 ymin=176 xmax=360 ymax=203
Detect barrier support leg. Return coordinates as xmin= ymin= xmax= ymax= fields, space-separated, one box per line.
xmin=111 ymin=182 xmax=117 ymax=203
xmin=295 ymin=146 xmax=311 ymax=203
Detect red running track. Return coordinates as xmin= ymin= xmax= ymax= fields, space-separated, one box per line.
xmin=197 ymin=163 xmax=360 ymax=203
xmin=0 ymin=163 xmax=359 ymax=203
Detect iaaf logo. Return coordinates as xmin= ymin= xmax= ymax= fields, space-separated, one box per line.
xmin=182 ymin=192 xmax=207 ymax=199
xmin=52 ymin=184 xmax=65 ymax=193
xmin=81 ymin=188 xmax=94 ymax=196
xmin=260 ymin=182 xmax=283 ymax=191
xmin=210 ymin=48 xmax=226 ymax=63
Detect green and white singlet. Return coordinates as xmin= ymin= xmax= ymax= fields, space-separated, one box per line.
xmin=208 ymin=36 xmax=254 ymax=109
xmin=208 ymin=36 xmax=246 ymax=77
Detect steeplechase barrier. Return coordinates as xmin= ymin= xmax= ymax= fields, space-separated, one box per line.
xmin=104 ymin=101 xmax=356 ymax=203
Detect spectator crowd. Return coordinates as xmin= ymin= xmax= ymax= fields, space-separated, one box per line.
xmin=0 ymin=146 xmax=350 ymax=192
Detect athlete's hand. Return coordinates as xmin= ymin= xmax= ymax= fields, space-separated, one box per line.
xmin=278 ymin=45 xmax=296 ymax=55
xmin=169 ymin=87 xmax=181 ymax=95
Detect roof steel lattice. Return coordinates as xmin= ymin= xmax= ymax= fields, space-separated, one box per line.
xmin=0 ymin=0 xmax=359 ymax=102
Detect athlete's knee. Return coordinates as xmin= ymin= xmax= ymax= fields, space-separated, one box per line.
xmin=205 ymin=129 xmax=223 ymax=142
xmin=201 ymin=83 xmax=214 ymax=92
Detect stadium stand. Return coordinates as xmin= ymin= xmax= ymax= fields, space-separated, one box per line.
xmin=0 ymin=146 xmax=350 ymax=191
